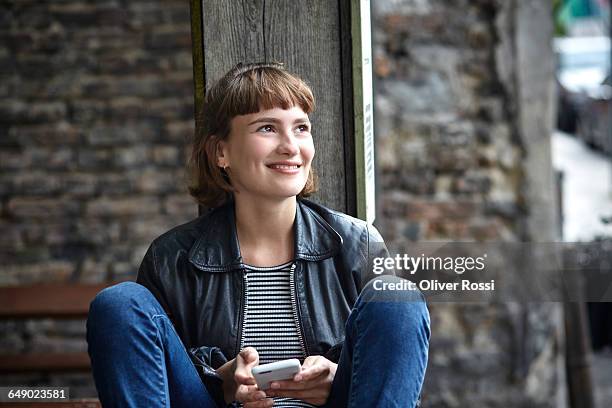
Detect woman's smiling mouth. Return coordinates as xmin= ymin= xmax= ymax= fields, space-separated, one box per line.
xmin=266 ymin=161 xmax=302 ymax=173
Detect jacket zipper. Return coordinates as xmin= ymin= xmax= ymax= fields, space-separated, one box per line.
xmin=235 ymin=270 xmax=247 ymax=356
xmin=289 ymin=262 xmax=309 ymax=357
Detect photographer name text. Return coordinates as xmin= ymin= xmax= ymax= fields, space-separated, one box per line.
xmin=373 ymin=278 xmax=496 ymax=292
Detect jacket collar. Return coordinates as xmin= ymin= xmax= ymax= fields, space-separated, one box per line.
xmin=188 ymin=199 xmax=343 ymax=272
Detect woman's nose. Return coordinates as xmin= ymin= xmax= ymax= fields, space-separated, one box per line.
xmin=277 ymin=131 xmax=300 ymax=155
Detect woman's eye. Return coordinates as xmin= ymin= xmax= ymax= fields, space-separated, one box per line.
xmin=297 ymin=124 xmax=310 ymax=132
xmin=258 ymin=125 xmax=274 ymax=132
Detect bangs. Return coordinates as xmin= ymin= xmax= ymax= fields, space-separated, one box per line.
xmin=220 ymin=67 xmax=315 ymax=118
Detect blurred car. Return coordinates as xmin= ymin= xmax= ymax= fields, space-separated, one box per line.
xmin=554 ymin=36 xmax=610 ymax=134
xmin=577 ymin=75 xmax=612 ymax=155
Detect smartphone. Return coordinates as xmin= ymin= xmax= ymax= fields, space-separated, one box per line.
xmin=251 ymin=358 xmax=302 ymax=390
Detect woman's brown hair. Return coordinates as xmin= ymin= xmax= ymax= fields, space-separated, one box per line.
xmin=188 ymin=62 xmax=318 ymax=208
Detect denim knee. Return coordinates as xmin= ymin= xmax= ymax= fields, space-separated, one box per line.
xmin=88 ymin=281 xmax=161 ymax=327
xmin=356 ymin=275 xmax=430 ymax=338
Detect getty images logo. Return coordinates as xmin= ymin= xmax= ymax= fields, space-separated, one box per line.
xmin=372 ymin=254 xmax=487 ymax=275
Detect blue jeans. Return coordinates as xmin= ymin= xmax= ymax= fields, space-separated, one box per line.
xmin=87 ymin=276 xmax=430 ymax=407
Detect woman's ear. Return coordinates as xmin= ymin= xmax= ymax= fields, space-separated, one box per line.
xmin=215 ymin=138 xmax=228 ymax=169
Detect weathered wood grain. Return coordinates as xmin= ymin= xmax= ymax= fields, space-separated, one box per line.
xmin=194 ymin=0 xmax=357 ymax=213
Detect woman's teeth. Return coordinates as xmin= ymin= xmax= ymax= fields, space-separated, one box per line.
xmin=269 ymin=165 xmax=299 ymax=169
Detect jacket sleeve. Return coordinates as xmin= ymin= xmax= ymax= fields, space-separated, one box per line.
xmin=188 ymin=346 xmax=230 ymax=407
xmin=323 ymin=342 xmax=344 ymax=364
xmin=136 ymin=243 xmax=228 ymax=408
xmin=363 ymin=223 xmax=395 ymax=286
xmin=136 ymin=243 xmax=173 ymax=319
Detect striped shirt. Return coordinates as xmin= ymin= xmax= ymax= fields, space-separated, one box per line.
xmin=239 ymin=261 xmax=316 ymax=408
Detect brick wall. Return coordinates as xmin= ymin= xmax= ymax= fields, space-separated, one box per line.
xmin=373 ymin=1 xmax=563 ymax=406
xmin=0 ymin=1 xmax=196 ymax=397
xmin=1 ymin=1 xmax=197 ymax=285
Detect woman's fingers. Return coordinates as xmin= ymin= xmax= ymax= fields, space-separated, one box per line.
xmin=233 ymin=348 xmax=267 ymax=404
xmin=296 ymin=361 xmax=329 ymax=382
xmin=237 ymin=384 xmax=259 ymax=395
xmin=265 ymin=356 xmax=335 ymax=404
xmin=267 ymin=371 xmax=329 ymax=395
xmin=236 ymin=384 xmax=272 ymax=404
xmin=269 ymin=375 xmax=321 ymax=391
xmin=301 ymin=355 xmax=320 ymax=368
xmin=234 ymin=347 xmax=259 ymax=385
xmin=267 ymin=359 xmax=330 ymax=390
xmin=272 ymin=362 xmax=327 ymax=388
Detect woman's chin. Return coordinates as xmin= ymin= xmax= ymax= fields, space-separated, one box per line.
xmin=275 ymin=188 xmax=304 ymax=199
xmin=235 ymin=187 xmax=303 ymax=201
xmin=269 ymin=181 xmax=307 ymax=198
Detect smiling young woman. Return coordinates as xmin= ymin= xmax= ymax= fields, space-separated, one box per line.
xmin=212 ymin=105 xmax=315 ymax=268
xmin=86 ymin=62 xmax=431 ymax=408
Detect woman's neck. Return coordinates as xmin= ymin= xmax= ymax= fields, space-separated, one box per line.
xmin=233 ymin=195 xmax=297 ymax=266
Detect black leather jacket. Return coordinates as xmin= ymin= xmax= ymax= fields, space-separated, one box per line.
xmin=136 ymin=198 xmax=390 ymax=406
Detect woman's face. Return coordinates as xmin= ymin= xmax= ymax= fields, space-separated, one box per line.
xmin=217 ymin=105 xmax=315 ymax=201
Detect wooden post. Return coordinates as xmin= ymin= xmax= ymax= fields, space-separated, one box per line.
xmin=189 ymin=0 xmax=375 ymax=221
xmin=562 ymin=248 xmax=596 ymax=408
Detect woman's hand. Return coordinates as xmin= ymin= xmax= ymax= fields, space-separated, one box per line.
xmin=264 ymin=355 xmax=337 ymax=406
xmin=216 ymin=347 xmax=274 ymax=407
